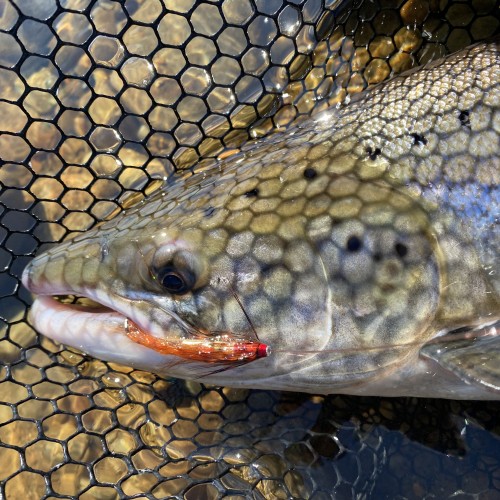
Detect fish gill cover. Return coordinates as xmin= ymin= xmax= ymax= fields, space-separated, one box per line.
xmin=0 ymin=0 xmax=499 ymax=499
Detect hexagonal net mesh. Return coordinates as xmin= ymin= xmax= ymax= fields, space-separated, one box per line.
xmin=0 ymin=0 xmax=499 ymax=498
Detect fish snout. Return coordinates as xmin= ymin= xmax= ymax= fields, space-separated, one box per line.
xmin=21 ymin=254 xmax=54 ymax=295
xmin=21 ymin=240 xmax=105 ymax=296
xmin=21 ymin=259 xmax=35 ymax=292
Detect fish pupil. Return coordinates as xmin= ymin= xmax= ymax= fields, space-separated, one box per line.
xmin=161 ymin=272 xmax=187 ymax=292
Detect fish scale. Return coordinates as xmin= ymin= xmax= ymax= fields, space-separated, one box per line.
xmin=23 ymin=40 xmax=500 ymax=399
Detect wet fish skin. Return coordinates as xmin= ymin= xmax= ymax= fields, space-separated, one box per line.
xmin=23 ymin=41 xmax=500 ymax=398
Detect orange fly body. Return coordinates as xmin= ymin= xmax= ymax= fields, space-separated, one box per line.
xmin=125 ymin=319 xmax=270 ymax=364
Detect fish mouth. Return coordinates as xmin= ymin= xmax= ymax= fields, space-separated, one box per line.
xmin=51 ymin=294 xmax=111 ymax=312
xmin=27 ymin=294 xmax=183 ymax=372
xmin=22 ymin=265 xmax=139 ymax=336
xmin=21 ymin=265 xmax=188 ymax=369
xmin=20 ymin=255 xmax=184 ymax=341
xmin=21 ymin=265 xmax=271 ymax=373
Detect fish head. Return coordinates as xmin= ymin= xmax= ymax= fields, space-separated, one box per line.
xmin=23 ymin=153 xmax=476 ymax=393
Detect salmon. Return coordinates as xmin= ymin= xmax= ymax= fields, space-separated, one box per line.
xmin=22 ymin=41 xmax=500 ymax=399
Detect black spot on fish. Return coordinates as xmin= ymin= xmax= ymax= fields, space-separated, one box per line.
xmin=303 ymin=167 xmax=317 ymax=179
xmin=410 ymin=133 xmax=427 ymax=146
xmin=244 ymin=188 xmax=259 ymax=197
xmin=366 ymin=146 xmax=381 ymax=161
xmin=347 ymin=235 xmax=362 ymax=252
xmin=204 ymin=206 xmax=215 ymax=218
xmin=458 ymin=110 xmax=470 ymax=128
xmin=373 ymin=252 xmax=382 ymax=262
xmin=394 ymin=242 xmax=408 ymax=258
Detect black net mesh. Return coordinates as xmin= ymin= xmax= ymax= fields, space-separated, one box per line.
xmin=1 ymin=0 xmax=500 ymax=498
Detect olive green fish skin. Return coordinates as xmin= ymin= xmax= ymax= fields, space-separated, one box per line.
xmin=24 ymin=41 xmax=500 ymax=398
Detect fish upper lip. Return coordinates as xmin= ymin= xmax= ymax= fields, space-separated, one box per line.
xmin=21 ymin=260 xmax=132 ymax=326
xmin=22 ymin=264 xmax=93 ymax=307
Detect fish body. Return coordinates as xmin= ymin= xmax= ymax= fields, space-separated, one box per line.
xmin=23 ymin=41 xmax=500 ymax=399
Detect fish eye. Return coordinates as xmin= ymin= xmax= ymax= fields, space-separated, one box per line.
xmin=151 ymin=249 xmax=199 ymax=295
xmin=157 ymin=267 xmax=195 ymax=294
xmin=150 ymin=244 xmax=210 ymax=295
